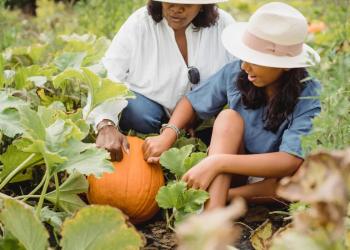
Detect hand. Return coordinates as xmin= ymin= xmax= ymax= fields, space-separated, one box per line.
xmin=96 ymin=125 xmax=129 ymax=162
xmin=142 ymin=133 xmax=176 ymax=164
xmin=182 ymin=156 xmax=219 ymax=190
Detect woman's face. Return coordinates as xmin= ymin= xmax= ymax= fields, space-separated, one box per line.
xmin=162 ymin=3 xmax=202 ymax=31
xmin=241 ymin=61 xmax=286 ymax=89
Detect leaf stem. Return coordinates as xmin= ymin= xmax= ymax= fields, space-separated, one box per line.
xmin=54 ymin=173 xmax=60 ymax=209
xmin=0 ymin=153 xmax=36 ymax=190
xmin=20 ymin=169 xmax=48 ymax=202
xmin=36 ymin=168 xmax=51 ymax=217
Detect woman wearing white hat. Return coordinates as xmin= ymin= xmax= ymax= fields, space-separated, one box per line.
xmin=143 ymin=2 xmax=321 ymax=209
xmin=91 ymin=0 xmax=234 ymax=161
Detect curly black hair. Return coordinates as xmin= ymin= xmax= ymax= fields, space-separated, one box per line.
xmin=147 ymin=1 xmax=219 ymax=28
xmin=237 ymin=68 xmax=308 ymax=133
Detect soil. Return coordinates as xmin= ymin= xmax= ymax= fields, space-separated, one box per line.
xmin=138 ymin=203 xmax=288 ymax=250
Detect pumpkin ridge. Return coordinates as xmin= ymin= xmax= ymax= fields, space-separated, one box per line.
xmin=134 ymin=161 xmax=154 ymax=220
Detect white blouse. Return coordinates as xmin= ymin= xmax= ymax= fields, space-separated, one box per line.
xmin=88 ymin=6 xmax=235 ymax=128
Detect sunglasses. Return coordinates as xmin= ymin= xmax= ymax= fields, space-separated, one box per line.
xmin=188 ymin=66 xmax=200 ymax=85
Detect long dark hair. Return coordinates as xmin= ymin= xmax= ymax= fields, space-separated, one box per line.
xmin=147 ymin=1 xmax=219 ymax=28
xmin=237 ymin=68 xmax=308 ymax=132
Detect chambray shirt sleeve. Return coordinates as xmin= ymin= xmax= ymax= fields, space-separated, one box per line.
xmin=186 ymin=62 xmax=237 ymax=119
xmin=279 ymin=81 xmax=322 ymax=158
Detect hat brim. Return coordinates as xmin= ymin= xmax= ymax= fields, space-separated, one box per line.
xmin=222 ymin=23 xmax=320 ymax=68
xmin=154 ymin=0 xmax=227 ymax=4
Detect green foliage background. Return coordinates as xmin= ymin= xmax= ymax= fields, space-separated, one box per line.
xmin=0 ymin=0 xmax=349 ymax=149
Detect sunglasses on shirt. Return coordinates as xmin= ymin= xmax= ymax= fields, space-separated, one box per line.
xmin=188 ymin=66 xmax=200 ymax=85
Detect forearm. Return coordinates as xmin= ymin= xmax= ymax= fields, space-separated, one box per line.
xmin=215 ymin=152 xmax=303 ymax=178
xmin=161 ymin=97 xmax=197 ymax=142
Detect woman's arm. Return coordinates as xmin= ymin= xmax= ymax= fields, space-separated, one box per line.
xmin=142 ymin=97 xmax=197 ymax=163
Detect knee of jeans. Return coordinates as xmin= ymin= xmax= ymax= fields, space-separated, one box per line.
xmin=120 ymin=111 xmax=163 ymax=134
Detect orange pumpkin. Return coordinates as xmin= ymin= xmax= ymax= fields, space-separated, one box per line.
xmin=87 ymin=136 xmax=165 ymax=224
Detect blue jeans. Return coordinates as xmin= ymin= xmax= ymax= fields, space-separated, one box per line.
xmin=119 ymin=92 xmax=168 ymax=134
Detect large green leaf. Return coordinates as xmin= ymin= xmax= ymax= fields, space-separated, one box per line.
xmin=55 ymin=147 xmax=114 ymax=177
xmin=0 ymin=195 xmax=49 ymax=250
xmin=82 ymin=68 xmax=133 ymax=117
xmin=60 ymin=205 xmax=144 ymax=250
xmin=160 ymin=145 xmax=194 ymax=179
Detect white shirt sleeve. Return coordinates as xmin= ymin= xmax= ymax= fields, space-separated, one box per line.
xmin=101 ymin=12 xmax=139 ymax=83
xmin=87 ymin=11 xmax=141 ymax=130
xmin=85 ymin=99 xmax=128 ymax=132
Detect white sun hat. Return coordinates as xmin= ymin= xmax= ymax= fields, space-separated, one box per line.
xmin=221 ymin=2 xmax=320 ymax=68
xmin=154 ymin=0 xmax=227 ymax=4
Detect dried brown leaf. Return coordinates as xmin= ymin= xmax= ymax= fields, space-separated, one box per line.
xmin=250 ymin=220 xmax=273 ymax=250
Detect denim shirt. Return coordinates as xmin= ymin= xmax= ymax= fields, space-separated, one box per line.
xmin=187 ymin=60 xmax=321 ymax=158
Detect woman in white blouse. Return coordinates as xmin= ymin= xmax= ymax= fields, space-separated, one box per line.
xmin=95 ymin=0 xmax=235 ymax=161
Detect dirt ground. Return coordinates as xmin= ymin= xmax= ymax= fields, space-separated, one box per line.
xmin=138 ymin=204 xmax=288 ymax=250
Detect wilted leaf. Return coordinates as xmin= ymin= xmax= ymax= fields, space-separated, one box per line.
xmin=60 ymin=205 xmax=144 ymax=250
xmin=0 ymin=194 xmax=49 ymax=250
xmin=40 ymin=206 xmax=68 ymax=233
xmin=250 ymin=220 xmax=273 ymax=250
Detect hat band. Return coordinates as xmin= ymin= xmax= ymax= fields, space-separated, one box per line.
xmin=243 ymin=31 xmax=303 ymax=57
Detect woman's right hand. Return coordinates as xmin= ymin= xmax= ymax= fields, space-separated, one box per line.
xmin=96 ymin=126 xmax=129 ymax=162
xmin=142 ymin=130 xmax=177 ymax=164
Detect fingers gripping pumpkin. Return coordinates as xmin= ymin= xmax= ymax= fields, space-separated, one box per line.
xmin=88 ymin=136 xmax=165 ymax=224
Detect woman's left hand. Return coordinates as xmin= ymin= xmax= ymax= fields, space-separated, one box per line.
xmin=181 ymin=156 xmax=220 ymax=190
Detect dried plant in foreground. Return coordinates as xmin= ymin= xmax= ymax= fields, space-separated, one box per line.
xmin=271 ymin=149 xmax=350 ymax=249
xmin=176 ymin=197 xmax=246 ymax=250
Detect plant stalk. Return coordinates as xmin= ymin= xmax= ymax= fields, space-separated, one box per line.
xmin=20 ymin=167 xmax=48 ymax=202
xmin=54 ymin=173 xmax=60 ymax=209
xmin=36 ymin=169 xmax=51 ymax=217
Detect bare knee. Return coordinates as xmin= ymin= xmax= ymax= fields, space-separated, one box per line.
xmin=213 ymin=109 xmax=244 ymax=135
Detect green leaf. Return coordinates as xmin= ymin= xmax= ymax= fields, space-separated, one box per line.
xmin=0 ymin=92 xmax=27 ymax=137
xmin=0 ymin=108 xmax=23 ymax=138
xmin=0 ymin=232 xmax=25 ymax=250
xmin=156 ymin=181 xmax=187 ymax=210
xmin=45 ymin=172 xmax=88 ymax=213
xmin=183 ymin=152 xmax=206 ymax=175
xmin=182 ymin=188 xmax=209 ymax=213
xmin=0 ymin=195 xmax=49 ymax=250
xmin=60 ymin=205 xmax=144 ymax=250
xmin=54 ymin=52 xmax=87 ymax=72
xmin=52 ymin=68 xmax=85 ymax=89
xmin=0 ymin=144 xmax=42 ymax=183
xmin=160 ymin=145 xmax=194 ymax=178
xmin=17 ymin=106 xmax=46 ymax=141
xmin=82 ymin=68 xmax=133 ymax=116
